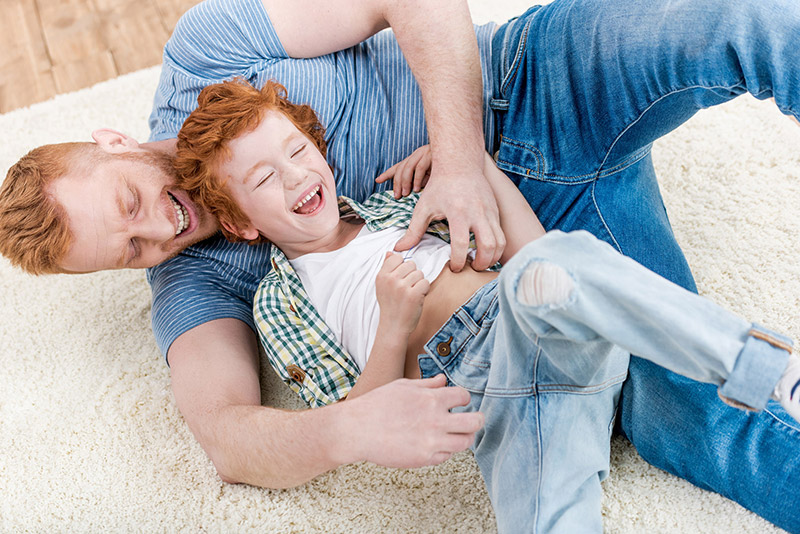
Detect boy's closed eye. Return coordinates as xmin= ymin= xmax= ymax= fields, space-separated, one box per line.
xmin=255 ymin=173 xmax=274 ymax=189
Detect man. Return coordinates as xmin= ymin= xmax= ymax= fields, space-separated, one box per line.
xmin=1 ymin=0 xmax=799 ymax=530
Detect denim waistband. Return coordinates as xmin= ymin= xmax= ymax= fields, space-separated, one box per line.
xmin=422 ymin=278 xmax=499 ymax=369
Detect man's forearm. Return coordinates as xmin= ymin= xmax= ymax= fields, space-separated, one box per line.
xmin=195 ymin=402 xmax=354 ymax=488
xmin=386 ymin=0 xmax=486 ymax=174
xmin=169 ymin=318 xmax=483 ymax=488
xmin=169 ymin=318 xmax=351 ymax=487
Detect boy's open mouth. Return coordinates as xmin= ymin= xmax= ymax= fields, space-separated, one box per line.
xmin=292 ymin=185 xmax=323 ymax=215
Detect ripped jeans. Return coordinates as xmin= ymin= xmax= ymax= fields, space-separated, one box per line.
xmin=417 ymin=230 xmax=792 ymax=533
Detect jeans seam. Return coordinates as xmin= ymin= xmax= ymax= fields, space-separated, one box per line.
xmin=536 ymin=373 xmax=627 ymax=394
xmin=496 ymin=137 xmax=649 ymax=183
xmin=597 ymin=80 xmax=747 ymax=176
xmin=764 ymin=406 xmax=800 ymax=434
xmin=534 ymin=390 xmax=542 ymax=534
xmin=500 ymin=17 xmax=532 ymax=96
xmin=590 ymin=179 xmax=623 ymax=253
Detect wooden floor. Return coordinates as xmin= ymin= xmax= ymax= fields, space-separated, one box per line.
xmin=1 ymin=0 xmax=202 ymax=113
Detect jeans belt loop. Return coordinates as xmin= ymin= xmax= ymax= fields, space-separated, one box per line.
xmin=490 ymin=98 xmax=509 ymax=111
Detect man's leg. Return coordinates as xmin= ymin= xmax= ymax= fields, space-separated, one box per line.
xmin=491 ymin=0 xmax=800 ymax=528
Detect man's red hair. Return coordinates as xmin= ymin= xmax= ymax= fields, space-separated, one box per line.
xmin=0 ymin=143 xmax=98 ymax=274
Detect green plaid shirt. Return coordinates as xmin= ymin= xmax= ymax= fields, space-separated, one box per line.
xmin=253 ymin=190 xmax=459 ymax=408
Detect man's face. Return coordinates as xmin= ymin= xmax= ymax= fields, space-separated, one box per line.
xmin=51 ymin=150 xmax=218 ymax=272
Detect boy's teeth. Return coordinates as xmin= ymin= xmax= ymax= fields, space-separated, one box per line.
xmin=293 ymin=185 xmax=320 ymax=212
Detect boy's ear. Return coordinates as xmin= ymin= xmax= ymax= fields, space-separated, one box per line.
xmin=222 ymin=219 xmax=260 ymax=241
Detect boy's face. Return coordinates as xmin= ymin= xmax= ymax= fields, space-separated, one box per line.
xmin=216 ymin=110 xmax=340 ymax=257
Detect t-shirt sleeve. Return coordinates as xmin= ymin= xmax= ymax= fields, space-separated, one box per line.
xmin=146 ymin=254 xmax=257 ymax=362
xmin=148 ymin=0 xmax=289 ymax=141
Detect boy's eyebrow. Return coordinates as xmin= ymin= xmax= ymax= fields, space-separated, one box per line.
xmin=242 ymin=161 xmax=267 ymax=184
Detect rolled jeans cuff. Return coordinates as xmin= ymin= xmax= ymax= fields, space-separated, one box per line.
xmin=718 ymin=324 xmax=793 ymax=411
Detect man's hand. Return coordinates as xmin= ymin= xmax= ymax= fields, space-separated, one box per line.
xmin=345 ymin=374 xmax=484 ymax=468
xmin=390 ymin=152 xmax=506 ymax=272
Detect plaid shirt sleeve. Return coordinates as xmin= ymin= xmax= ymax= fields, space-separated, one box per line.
xmin=253 ymin=255 xmax=361 ymax=408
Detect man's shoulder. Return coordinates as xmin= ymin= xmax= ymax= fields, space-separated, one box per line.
xmin=148 ymin=234 xmax=273 ymax=286
xmin=167 ymin=0 xmax=285 ymax=65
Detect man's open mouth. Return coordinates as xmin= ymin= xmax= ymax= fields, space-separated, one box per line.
xmin=292 ymin=185 xmax=323 ymax=215
xmin=168 ymin=192 xmax=190 ymax=235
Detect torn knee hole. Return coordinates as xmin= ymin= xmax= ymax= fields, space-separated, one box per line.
xmin=516 ymin=261 xmax=574 ymax=307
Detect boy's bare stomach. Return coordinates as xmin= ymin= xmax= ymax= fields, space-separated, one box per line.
xmin=404 ymin=264 xmax=499 ymax=379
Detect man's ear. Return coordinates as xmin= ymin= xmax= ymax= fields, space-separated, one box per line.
xmin=221 ymin=219 xmax=260 ymax=241
xmin=92 ymin=128 xmax=141 ymax=154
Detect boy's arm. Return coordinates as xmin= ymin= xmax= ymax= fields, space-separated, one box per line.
xmin=168 ymin=318 xmax=482 ymax=487
xmin=481 ymin=153 xmax=546 ymax=264
xmin=347 ymin=252 xmax=430 ymax=400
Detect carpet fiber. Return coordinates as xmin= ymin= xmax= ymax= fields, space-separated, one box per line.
xmin=0 ymin=1 xmax=797 ymax=531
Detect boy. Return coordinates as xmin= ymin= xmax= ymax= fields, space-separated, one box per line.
xmin=176 ymin=79 xmax=800 ymax=533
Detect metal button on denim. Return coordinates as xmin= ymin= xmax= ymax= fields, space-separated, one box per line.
xmin=287 ymin=364 xmax=305 ymax=383
xmin=436 ymin=336 xmax=453 ymax=357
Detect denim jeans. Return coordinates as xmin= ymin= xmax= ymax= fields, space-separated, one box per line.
xmin=418 ymin=230 xmax=792 ymax=533
xmin=487 ymin=0 xmax=800 ymax=530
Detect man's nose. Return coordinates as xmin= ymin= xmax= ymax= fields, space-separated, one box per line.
xmin=135 ymin=211 xmax=176 ymax=244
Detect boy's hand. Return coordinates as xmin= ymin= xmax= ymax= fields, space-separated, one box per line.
xmin=376 ymin=251 xmax=430 ymax=335
xmin=375 ymin=145 xmax=432 ymax=199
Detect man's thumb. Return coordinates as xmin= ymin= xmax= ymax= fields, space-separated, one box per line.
xmin=394 ymin=216 xmax=427 ymax=252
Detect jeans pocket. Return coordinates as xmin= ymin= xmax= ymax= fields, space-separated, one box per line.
xmin=495 ymin=135 xmax=544 ymax=179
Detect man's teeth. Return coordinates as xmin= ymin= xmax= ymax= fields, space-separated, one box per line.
xmin=292 ymin=185 xmax=320 ymax=212
xmin=169 ymin=194 xmax=189 ymax=235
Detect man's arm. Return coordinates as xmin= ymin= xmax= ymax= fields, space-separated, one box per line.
xmin=168 ymin=318 xmax=483 ymax=488
xmin=263 ymin=0 xmax=503 ymax=272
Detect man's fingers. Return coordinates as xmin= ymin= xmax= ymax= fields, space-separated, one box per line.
xmin=470 ymin=215 xmax=506 ymax=270
xmin=447 ymin=221 xmax=471 ymax=273
xmin=440 ymin=432 xmax=478 ymax=454
xmin=412 ymin=152 xmax=431 ymax=192
xmin=434 ymin=380 xmax=471 ymax=409
xmin=394 ymin=209 xmax=431 ymax=252
xmin=417 ymin=374 xmax=447 ymax=388
xmin=444 ymin=411 xmax=484 ymax=435
xmin=428 ymin=452 xmax=453 ymax=466
xmin=375 ymin=162 xmax=398 ymax=184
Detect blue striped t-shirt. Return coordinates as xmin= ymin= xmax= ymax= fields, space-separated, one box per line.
xmin=146 ymin=0 xmax=499 ymax=359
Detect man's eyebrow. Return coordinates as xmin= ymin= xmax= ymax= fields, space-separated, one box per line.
xmin=115 ymin=188 xmax=130 ymax=268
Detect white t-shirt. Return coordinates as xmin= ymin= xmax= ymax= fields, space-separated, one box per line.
xmin=289 ymin=225 xmax=454 ymax=371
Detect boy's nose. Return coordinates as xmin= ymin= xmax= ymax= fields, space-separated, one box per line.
xmin=283 ymin=165 xmax=307 ymax=188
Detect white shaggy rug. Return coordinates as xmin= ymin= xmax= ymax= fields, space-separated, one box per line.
xmin=0 ymin=1 xmax=798 ymax=532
